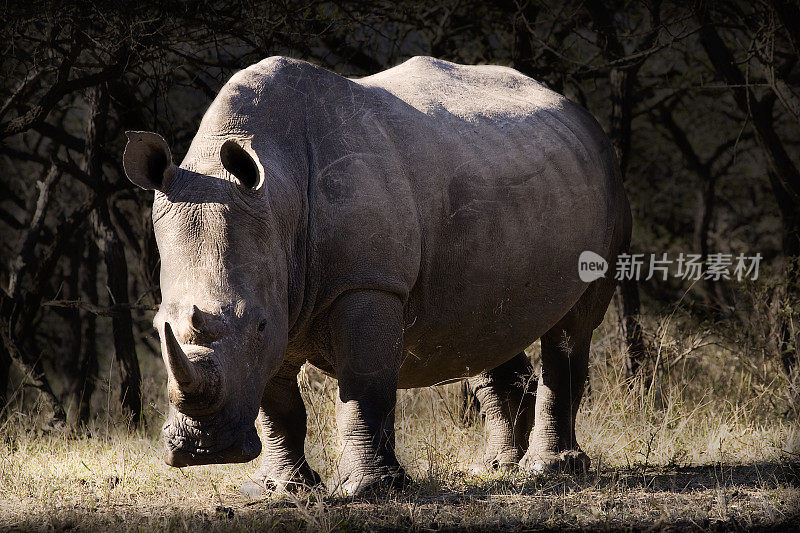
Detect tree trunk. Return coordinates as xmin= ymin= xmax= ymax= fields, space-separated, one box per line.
xmin=609 ymin=68 xmax=635 ymax=174
xmin=76 ymin=240 xmax=98 ymax=425
xmin=693 ymin=178 xmax=715 ymax=266
xmin=615 ymin=277 xmax=647 ymax=377
xmin=694 ymin=172 xmax=728 ymax=312
xmin=85 ymin=84 xmax=142 ymax=424
xmin=609 ymin=65 xmax=649 ymax=379
xmin=0 ymin=343 xmax=10 ymax=416
xmin=60 ymin=237 xmax=84 ymax=414
xmin=585 ymin=2 xmax=655 ymax=380
xmin=769 ymin=171 xmax=799 ymax=377
xmin=93 ymin=205 xmax=142 ymax=424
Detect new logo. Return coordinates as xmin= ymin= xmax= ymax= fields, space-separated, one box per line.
xmin=578 ymin=251 xmax=608 ymax=283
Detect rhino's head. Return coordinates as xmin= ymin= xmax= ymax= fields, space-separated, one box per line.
xmin=123 ymin=131 xmax=301 ymax=468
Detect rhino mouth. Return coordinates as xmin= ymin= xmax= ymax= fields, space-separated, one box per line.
xmin=162 ymin=413 xmax=261 ymax=467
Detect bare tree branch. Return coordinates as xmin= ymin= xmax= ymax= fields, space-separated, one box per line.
xmin=43 ymin=299 xmax=158 ymax=317
xmin=696 ymin=9 xmax=800 ymax=204
xmin=7 ymin=163 xmax=61 ymax=297
xmin=0 ymin=45 xmax=128 ymax=140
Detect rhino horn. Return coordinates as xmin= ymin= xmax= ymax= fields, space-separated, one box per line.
xmin=163 ymin=322 xmax=200 ymax=393
xmin=189 ymin=305 xmax=224 ymax=341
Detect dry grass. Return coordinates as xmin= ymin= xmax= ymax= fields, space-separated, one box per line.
xmin=1 ymin=311 xmax=798 ymax=532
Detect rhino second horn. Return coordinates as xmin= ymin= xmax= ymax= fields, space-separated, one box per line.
xmin=163 ymin=322 xmax=200 ymax=393
xmin=189 ymin=305 xmax=224 ymax=341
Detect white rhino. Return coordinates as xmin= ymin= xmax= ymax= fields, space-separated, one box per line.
xmin=123 ymin=56 xmax=631 ymax=496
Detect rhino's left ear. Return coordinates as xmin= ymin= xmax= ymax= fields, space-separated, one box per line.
xmin=220 ymin=140 xmax=262 ymax=189
xmin=123 ymin=131 xmax=176 ymax=191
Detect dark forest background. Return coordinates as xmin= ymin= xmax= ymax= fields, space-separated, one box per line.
xmin=0 ymin=0 xmax=798 ymax=428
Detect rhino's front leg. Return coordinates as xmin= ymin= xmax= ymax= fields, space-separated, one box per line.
xmin=327 ymin=290 xmax=410 ymax=496
xmin=241 ymin=368 xmax=321 ymax=497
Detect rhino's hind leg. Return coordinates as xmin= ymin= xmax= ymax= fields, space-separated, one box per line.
xmin=327 ymin=290 xmax=410 ymax=496
xmin=520 ymin=277 xmax=615 ymax=475
xmin=519 ymin=328 xmax=591 ymax=475
xmin=241 ymin=369 xmax=321 ymax=498
xmin=468 ymin=352 xmax=536 ymax=474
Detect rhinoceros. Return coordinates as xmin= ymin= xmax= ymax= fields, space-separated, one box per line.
xmin=123 ymin=56 xmax=630 ymax=496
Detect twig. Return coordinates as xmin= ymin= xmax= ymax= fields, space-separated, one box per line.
xmin=42 ymin=299 xmax=158 ymax=317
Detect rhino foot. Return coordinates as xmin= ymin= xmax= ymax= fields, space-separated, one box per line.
xmin=467 ymin=450 xmax=523 ymax=475
xmin=327 ymin=466 xmax=410 ymax=497
xmin=519 ymin=449 xmax=590 ymax=476
xmin=241 ymin=464 xmax=322 ymax=498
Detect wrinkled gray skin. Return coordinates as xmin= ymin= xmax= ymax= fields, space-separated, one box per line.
xmin=123 ymin=56 xmax=630 ymax=497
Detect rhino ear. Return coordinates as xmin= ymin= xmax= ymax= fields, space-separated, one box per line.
xmin=220 ymin=139 xmax=262 ymax=189
xmin=123 ymin=131 xmax=176 ymax=191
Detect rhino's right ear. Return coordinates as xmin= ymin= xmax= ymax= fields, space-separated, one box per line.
xmin=123 ymin=131 xmax=176 ymax=191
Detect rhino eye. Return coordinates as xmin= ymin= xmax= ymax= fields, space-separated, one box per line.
xmin=258 ymin=320 xmax=267 ymax=333
xmin=220 ymin=139 xmax=260 ymax=189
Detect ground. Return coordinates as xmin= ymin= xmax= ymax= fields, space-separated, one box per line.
xmin=1 ymin=314 xmax=798 ymax=531
xmin=1 ymin=461 xmax=798 ymax=531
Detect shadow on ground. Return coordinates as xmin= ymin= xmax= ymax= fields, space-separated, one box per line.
xmin=474 ymin=461 xmax=800 ymax=497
